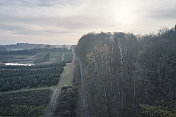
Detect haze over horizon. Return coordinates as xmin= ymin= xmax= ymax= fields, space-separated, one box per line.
xmin=0 ymin=0 xmax=176 ymax=45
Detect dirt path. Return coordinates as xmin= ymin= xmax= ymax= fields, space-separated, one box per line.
xmin=0 ymin=86 xmax=56 ymax=94
xmin=44 ymin=63 xmax=72 ymax=117
xmin=44 ymin=85 xmax=60 ymax=117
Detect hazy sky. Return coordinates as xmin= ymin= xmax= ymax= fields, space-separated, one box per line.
xmin=0 ymin=0 xmax=176 ymax=45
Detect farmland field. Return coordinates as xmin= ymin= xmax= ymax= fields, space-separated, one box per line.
xmin=0 ymin=48 xmax=73 ymax=65
xmin=0 ymin=89 xmax=52 ymax=117
xmin=0 ymin=47 xmax=73 ymax=92
xmin=0 ymin=45 xmax=73 ymax=116
xmin=0 ymin=62 xmax=65 ymax=92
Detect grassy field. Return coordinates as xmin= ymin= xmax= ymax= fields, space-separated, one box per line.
xmin=57 ymin=63 xmax=72 ymax=88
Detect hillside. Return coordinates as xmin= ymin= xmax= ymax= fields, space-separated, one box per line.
xmin=0 ymin=43 xmax=72 ymax=51
xmin=73 ymin=26 xmax=176 ymax=117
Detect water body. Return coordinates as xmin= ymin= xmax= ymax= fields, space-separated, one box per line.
xmin=5 ymin=63 xmax=34 ymax=66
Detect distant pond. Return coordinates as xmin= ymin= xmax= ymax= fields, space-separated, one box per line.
xmin=5 ymin=63 xmax=34 ymax=66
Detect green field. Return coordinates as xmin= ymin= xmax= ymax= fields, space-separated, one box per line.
xmin=0 ymin=89 xmax=52 ymax=117
xmin=57 ymin=63 xmax=72 ymax=87
xmin=0 ymin=62 xmax=65 ymax=92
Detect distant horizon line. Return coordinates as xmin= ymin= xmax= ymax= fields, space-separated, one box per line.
xmin=0 ymin=42 xmax=76 ymax=46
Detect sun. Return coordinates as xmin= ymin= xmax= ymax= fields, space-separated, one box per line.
xmin=111 ymin=1 xmax=136 ymax=25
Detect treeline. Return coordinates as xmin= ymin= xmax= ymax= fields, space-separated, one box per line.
xmin=74 ymin=26 xmax=176 ymax=117
xmin=0 ymin=47 xmax=71 ymax=55
xmin=0 ymin=62 xmax=66 ymax=92
xmin=0 ymin=89 xmax=52 ymax=116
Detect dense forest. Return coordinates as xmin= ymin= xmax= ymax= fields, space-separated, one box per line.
xmin=73 ymin=26 xmax=176 ymax=117
xmin=53 ymin=86 xmax=78 ymax=117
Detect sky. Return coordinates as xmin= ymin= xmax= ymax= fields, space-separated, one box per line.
xmin=0 ymin=0 xmax=176 ymax=45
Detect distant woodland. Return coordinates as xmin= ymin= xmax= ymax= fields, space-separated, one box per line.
xmin=73 ymin=26 xmax=176 ymax=117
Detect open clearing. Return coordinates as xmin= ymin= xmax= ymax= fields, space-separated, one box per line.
xmin=44 ymin=63 xmax=73 ymax=117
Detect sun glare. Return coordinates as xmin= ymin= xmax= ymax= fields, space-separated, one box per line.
xmin=111 ymin=1 xmax=135 ymax=25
